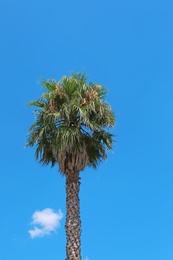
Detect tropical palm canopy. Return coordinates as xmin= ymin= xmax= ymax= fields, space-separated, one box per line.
xmin=27 ymin=72 xmax=115 ymax=260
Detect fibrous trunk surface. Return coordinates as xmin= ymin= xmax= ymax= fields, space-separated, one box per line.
xmin=65 ymin=171 xmax=81 ymax=260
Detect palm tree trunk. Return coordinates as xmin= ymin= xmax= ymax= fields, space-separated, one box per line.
xmin=65 ymin=171 xmax=81 ymax=260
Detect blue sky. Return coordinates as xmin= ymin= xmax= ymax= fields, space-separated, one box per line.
xmin=0 ymin=0 xmax=173 ymax=259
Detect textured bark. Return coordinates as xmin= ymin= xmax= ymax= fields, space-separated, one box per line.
xmin=65 ymin=171 xmax=81 ymax=260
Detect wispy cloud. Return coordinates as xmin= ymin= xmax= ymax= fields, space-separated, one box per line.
xmin=29 ymin=208 xmax=63 ymax=238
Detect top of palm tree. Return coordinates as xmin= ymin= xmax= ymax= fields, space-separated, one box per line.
xmin=27 ymin=72 xmax=115 ymax=175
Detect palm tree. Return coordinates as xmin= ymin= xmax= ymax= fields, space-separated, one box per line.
xmin=27 ymin=72 xmax=115 ymax=260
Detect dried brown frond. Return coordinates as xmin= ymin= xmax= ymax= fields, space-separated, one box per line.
xmin=80 ymin=87 xmax=98 ymax=106
xmin=56 ymin=148 xmax=88 ymax=175
xmin=93 ymin=84 xmax=102 ymax=90
xmin=47 ymin=99 xmax=58 ymax=111
xmin=55 ymin=84 xmax=63 ymax=99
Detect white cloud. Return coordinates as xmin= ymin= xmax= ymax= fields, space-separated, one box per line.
xmin=29 ymin=208 xmax=63 ymax=238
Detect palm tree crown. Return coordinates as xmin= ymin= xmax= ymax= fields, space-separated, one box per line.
xmin=27 ymin=72 xmax=115 ymax=174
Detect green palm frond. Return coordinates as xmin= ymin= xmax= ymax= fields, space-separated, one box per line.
xmin=42 ymin=79 xmax=56 ymax=92
xmin=27 ymin=100 xmax=45 ymax=108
